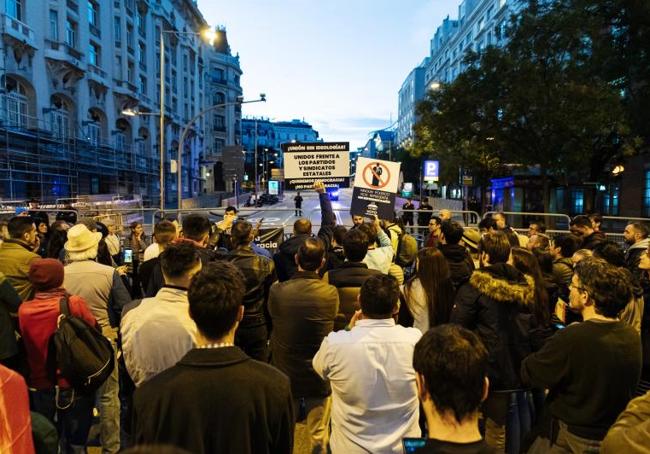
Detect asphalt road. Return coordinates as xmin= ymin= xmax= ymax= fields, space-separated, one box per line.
xmin=240 ymin=188 xmax=355 ymax=232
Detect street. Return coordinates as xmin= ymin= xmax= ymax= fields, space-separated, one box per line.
xmin=242 ymin=188 xmax=355 ymax=232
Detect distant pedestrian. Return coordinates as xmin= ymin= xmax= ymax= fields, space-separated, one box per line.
xmin=402 ymin=198 xmax=415 ymax=230
xmin=418 ymin=198 xmax=433 ymax=231
xmin=294 ymin=192 xmax=303 ymax=216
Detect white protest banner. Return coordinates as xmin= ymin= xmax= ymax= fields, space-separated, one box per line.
xmin=351 ymin=157 xmax=401 ymax=219
xmin=282 ymin=142 xmax=350 ymax=190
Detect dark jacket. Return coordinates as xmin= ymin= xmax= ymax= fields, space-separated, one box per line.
xmin=133 ymin=347 xmax=294 ymax=454
xmin=0 ymin=273 xmax=21 ymax=361
xmin=451 ymin=263 xmax=536 ymax=391
xmin=269 ymin=271 xmax=339 ymax=398
xmin=626 ymin=238 xmax=650 ymax=283
xmin=439 ymin=243 xmax=475 ymax=290
xmin=225 ymin=246 xmax=276 ymax=318
xmin=145 ymin=240 xmax=219 ymax=297
xmin=418 ymin=203 xmax=433 ymax=226
xmin=324 ymin=246 xmax=345 ymax=273
xmin=581 ymin=231 xmax=606 ymax=250
xmin=274 ymin=193 xmax=336 ymax=282
xmin=324 ymin=262 xmax=383 ymax=331
xmin=274 ymin=235 xmax=311 ymax=283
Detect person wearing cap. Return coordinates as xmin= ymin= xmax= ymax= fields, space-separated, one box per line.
xmin=63 ymin=224 xmax=130 ymax=454
xmin=18 ymin=258 xmax=97 ymax=452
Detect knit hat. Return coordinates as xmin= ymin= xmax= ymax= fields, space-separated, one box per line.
xmin=65 ymin=224 xmax=102 ymax=252
xmin=29 ymin=258 xmax=64 ymax=291
xmin=462 ymin=228 xmax=481 ymax=251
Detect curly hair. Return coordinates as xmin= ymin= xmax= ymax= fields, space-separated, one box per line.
xmin=574 ymin=257 xmax=632 ymax=318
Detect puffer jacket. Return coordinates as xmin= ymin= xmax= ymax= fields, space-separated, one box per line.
xmin=225 ymin=246 xmax=277 ymax=319
xmin=324 ymin=262 xmax=383 ymax=331
xmin=273 ymin=234 xmax=311 ymax=282
xmin=451 ymin=263 xmax=536 ymax=390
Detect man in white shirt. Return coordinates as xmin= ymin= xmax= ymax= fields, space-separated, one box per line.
xmin=313 ymin=274 xmax=422 ymax=454
xmin=121 ymin=242 xmax=202 ymax=386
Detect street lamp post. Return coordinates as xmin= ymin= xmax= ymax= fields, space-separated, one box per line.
xmin=156 ymin=27 xmax=218 ymax=212
xmin=176 ymin=94 xmax=266 ymax=210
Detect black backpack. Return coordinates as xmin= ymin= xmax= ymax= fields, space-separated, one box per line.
xmin=50 ymin=296 xmax=115 ymax=392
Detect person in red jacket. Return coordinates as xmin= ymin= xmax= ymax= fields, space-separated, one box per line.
xmin=18 ymin=258 xmax=97 ymax=453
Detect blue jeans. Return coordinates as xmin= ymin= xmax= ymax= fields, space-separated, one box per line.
xmin=96 ymin=340 xmax=120 ymax=454
xmin=30 ymin=388 xmax=94 ymax=453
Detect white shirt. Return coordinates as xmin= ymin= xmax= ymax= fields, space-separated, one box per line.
xmin=313 ymin=318 xmax=422 ymax=454
xmin=363 ymin=229 xmax=394 ymax=274
xmin=120 ymin=287 xmax=197 ymax=386
xmin=105 ymin=233 xmax=121 ymax=256
xmin=143 ymin=242 xmax=160 ymax=262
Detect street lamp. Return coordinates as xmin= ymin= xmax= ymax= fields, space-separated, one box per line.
xmin=157 ymin=27 xmax=219 ymax=212
xmin=176 ymin=94 xmax=267 ymax=210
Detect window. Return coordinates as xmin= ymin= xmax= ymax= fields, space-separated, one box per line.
xmin=2 ymin=87 xmax=28 ymax=128
xmin=50 ymin=110 xmax=70 ymax=139
xmin=114 ymin=17 xmax=121 ymax=43
xmin=127 ymin=24 xmax=134 ymax=50
xmin=127 ymin=61 xmax=134 ymax=83
xmin=89 ymin=42 xmax=100 ymax=66
xmin=136 ymin=10 xmax=145 ymax=36
xmin=87 ymin=123 xmax=100 ymax=146
xmin=214 ymin=114 xmax=225 ymax=129
xmin=139 ymin=42 xmax=146 ymax=65
xmin=6 ymin=0 xmax=22 ymax=21
xmin=570 ymin=189 xmax=584 ymax=214
xmin=115 ymin=132 xmax=126 ymax=151
xmin=644 ymin=170 xmax=650 ymax=217
xmin=214 ymin=138 xmax=225 ymax=154
xmin=139 ymin=75 xmax=147 ymax=94
xmin=603 ymin=184 xmax=620 ymax=216
xmin=65 ymin=19 xmax=77 ymax=47
xmin=49 ymin=10 xmax=58 ymax=41
xmin=88 ymin=1 xmax=98 ymax=27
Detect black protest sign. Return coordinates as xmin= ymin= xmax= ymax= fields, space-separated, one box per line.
xmin=254 ymin=227 xmax=285 ymax=254
xmin=282 ymin=142 xmax=350 ymax=190
xmin=350 ymin=157 xmax=401 ymax=220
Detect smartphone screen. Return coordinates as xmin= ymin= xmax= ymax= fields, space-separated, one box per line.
xmin=123 ymin=248 xmax=133 ymax=264
xmin=402 ymin=438 xmax=427 ymax=453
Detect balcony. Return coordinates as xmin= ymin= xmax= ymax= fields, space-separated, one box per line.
xmin=2 ymin=14 xmax=38 ymax=50
xmin=87 ymin=64 xmax=107 ymax=84
xmin=44 ymin=40 xmax=85 ymax=72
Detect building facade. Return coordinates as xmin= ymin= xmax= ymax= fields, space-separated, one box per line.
xmin=0 ymin=0 xmax=242 ymax=207
xmin=241 ymin=117 xmax=320 ymax=186
xmin=396 ymin=61 xmax=427 ymax=147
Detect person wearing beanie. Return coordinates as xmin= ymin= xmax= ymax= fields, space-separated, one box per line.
xmin=18 ymin=258 xmax=97 ymax=452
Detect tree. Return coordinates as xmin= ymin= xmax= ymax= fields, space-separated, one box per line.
xmin=412 ymin=0 xmax=641 ymax=211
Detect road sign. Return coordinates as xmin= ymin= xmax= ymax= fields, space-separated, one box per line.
xmin=423 ymin=160 xmax=439 ymax=181
xmin=351 ymin=157 xmax=401 ymax=219
xmin=282 ymin=142 xmax=350 ymax=190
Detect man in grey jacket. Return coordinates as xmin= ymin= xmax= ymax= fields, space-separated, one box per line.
xmin=63 ymin=224 xmax=131 ymax=454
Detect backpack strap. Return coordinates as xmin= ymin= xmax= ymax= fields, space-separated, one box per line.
xmin=58 ymin=294 xmax=71 ymax=317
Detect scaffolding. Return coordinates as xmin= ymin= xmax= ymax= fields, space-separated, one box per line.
xmin=0 ymin=108 xmax=159 ymax=205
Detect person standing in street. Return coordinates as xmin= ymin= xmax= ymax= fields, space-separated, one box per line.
xmin=132 ymin=261 xmax=294 ymax=454
xmin=402 ymin=199 xmax=415 ymax=232
xmin=313 ymin=274 xmax=422 ymax=453
xmin=269 ymin=237 xmax=339 ymax=453
xmin=294 ymin=192 xmax=304 ymax=217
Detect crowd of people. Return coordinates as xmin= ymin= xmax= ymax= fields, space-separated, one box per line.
xmin=1 ymin=186 xmax=649 ymax=454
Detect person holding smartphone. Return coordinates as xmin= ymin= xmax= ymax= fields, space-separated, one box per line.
xmin=124 ymin=222 xmax=148 ymax=298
